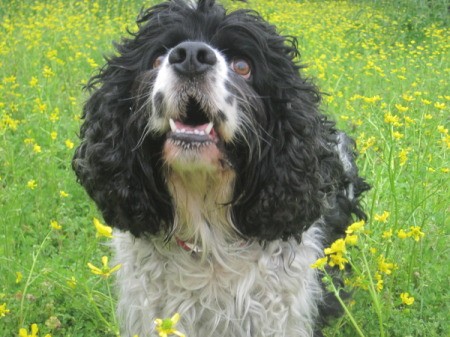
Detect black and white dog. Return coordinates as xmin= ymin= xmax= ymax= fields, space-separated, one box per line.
xmin=73 ymin=0 xmax=369 ymax=336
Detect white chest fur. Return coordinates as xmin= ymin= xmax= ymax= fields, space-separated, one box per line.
xmin=113 ymin=224 xmax=324 ymax=337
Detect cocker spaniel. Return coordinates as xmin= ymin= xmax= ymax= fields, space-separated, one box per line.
xmin=73 ymin=0 xmax=369 ymax=336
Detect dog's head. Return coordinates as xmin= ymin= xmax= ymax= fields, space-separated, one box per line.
xmin=73 ymin=0 xmax=353 ymax=243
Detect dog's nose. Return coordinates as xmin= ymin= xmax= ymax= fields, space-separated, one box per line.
xmin=168 ymin=42 xmax=217 ymax=76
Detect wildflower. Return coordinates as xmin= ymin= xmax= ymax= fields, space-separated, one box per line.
xmin=374 ymin=211 xmax=390 ymax=223
xmin=154 ymin=313 xmax=186 ymax=337
xmin=324 ymin=238 xmax=346 ymax=255
xmin=29 ymin=77 xmax=39 ymax=87
xmin=94 ymin=217 xmax=113 ymax=238
xmin=398 ymin=148 xmax=410 ymax=166
xmin=59 ymin=190 xmax=69 ymax=198
xmin=345 ymin=220 xmax=365 ymax=234
xmin=42 ymin=65 xmax=55 ymax=78
xmin=27 ymin=180 xmax=37 ymax=190
xmin=328 ymin=253 xmax=348 ymax=270
xmin=16 ymin=272 xmax=23 ymax=283
xmin=392 ymin=131 xmax=404 ymax=139
xmin=310 ymin=256 xmax=328 ymax=269
xmin=87 ymin=256 xmax=121 ymax=278
xmin=374 ymin=272 xmax=383 ymax=292
xmin=67 ymin=276 xmax=77 ymax=289
xmin=394 ymin=103 xmax=409 ymax=113
xmin=434 ymin=102 xmax=446 ymax=110
xmin=397 ymin=229 xmax=409 ymax=239
xmin=400 ymin=292 xmax=415 ymax=305
xmin=424 ymin=114 xmax=432 ymax=120
xmin=50 ymin=131 xmax=57 ymax=140
xmin=65 ymin=139 xmax=74 ymax=149
xmin=0 ymin=303 xmax=10 ymax=317
xmin=384 ymin=112 xmax=402 ymax=126
xmin=345 ymin=234 xmax=358 ymax=245
xmin=378 ymin=255 xmax=396 ymax=275
xmin=382 ymin=229 xmax=393 ymax=239
xmin=409 ymin=226 xmax=425 ymax=242
xmin=50 ymin=220 xmax=62 ymax=230
xmin=19 ymin=323 xmax=51 ymax=337
xmin=33 ymin=144 xmax=42 ymax=153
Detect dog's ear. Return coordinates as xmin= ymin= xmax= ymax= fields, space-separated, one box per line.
xmin=72 ymin=57 xmax=173 ymax=236
xmin=232 ymin=94 xmax=332 ymax=241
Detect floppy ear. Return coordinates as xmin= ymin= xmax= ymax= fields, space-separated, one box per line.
xmin=72 ymin=54 xmax=173 ymax=236
xmin=231 ymin=90 xmax=337 ymax=241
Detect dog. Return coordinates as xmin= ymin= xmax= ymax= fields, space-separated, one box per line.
xmin=72 ymin=0 xmax=369 ymax=336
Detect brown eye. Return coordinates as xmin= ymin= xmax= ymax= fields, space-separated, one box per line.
xmin=152 ymin=55 xmax=165 ymax=69
xmin=231 ymin=58 xmax=251 ymax=79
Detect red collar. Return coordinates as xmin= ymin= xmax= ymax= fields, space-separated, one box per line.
xmin=175 ymin=237 xmax=202 ymax=253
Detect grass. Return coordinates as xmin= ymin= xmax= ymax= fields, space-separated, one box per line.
xmin=0 ymin=0 xmax=448 ymax=336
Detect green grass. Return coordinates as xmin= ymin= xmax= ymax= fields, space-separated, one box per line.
xmin=0 ymin=0 xmax=448 ymax=336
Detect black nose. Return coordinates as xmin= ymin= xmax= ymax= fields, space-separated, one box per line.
xmin=168 ymin=42 xmax=217 ymax=76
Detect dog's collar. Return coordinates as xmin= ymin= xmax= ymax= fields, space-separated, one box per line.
xmin=175 ymin=237 xmax=203 ymax=254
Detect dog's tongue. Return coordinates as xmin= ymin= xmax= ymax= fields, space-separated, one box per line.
xmin=174 ymin=121 xmax=210 ymax=132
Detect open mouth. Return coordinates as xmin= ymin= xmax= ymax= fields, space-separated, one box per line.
xmin=166 ymin=97 xmax=219 ymax=149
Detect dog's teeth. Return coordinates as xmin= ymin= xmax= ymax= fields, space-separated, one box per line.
xmin=205 ymin=122 xmax=214 ymax=134
xmin=169 ymin=118 xmax=177 ymax=132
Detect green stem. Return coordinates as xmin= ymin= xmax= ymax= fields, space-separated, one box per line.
xmin=326 ymin=274 xmax=366 ymax=337
xmin=105 ymin=279 xmax=119 ymax=335
xmin=360 ymin=248 xmax=385 ymax=337
xmin=19 ymin=231 xmax=51 ymax=328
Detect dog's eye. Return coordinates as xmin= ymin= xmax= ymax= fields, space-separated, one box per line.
xmin=231 ymin=58 xmax=251 ymax=79
xmin=152 ymin=55 xmax=165 ymax=69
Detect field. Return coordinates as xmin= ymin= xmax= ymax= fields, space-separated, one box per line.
xmin=0 ymin=0 xmax=448 ymax=336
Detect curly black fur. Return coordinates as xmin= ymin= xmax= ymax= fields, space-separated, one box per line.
xmin=73 ymin=0 xmax=369 ymax=331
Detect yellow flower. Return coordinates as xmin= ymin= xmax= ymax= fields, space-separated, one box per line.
xmin=27 ymin=180 xmax=37 ymax=190
xmin=93 ymin=217 xmax=113 ymax=238
xmin=409 ymin=226 xmax=425 ymax=242
xmin=50 ymin=131 xmax=58 ymax=140
xmin=378 ymin=255 xmax=396 ymax=275
xmin=384 ymin=112 xmax=402 ymax=126
xmin=345 ymin=220 xmax=365 ymax=234
xmin=328 ymin=252 xmax=349 ymax=270
xmin=310 ymin=256 xmax=328 ymax=269
xmin=59 ymin=190 xmax=69 ymax=198
xmin=324 ymin=238 xmax=346 ymax=255
xmin=345 ymin=234 xmax=358 ymax=245
xmin=50 ymin=220 xmax=62 ymax=230
xmin=16 ymin=271 xmax=23 ymax=284
xmin=400 ymin=292 xmax=415 ymax=305
xmin=434 ymin=102 xmax=446 ymax=110
xmin=154 ymin=313 xmax=186 ymax=337
xmin=65 ymin=139 xmax=74 ymax=149
xmin=397 ymin=229 xmax=409 ymax=239
xmin=382 ymin=229 xmax=393 ymax=239
xmin=19 ymin=323 xmax=51 ymax=337
xmin=374 ymin=211 xmax=390 ymax=223
xmin=33 ymin=144 xmax=42 ymax=153
xmin=0 ymin=303 xmax=10 ymax=317
xmin=67 ymin=276 xmax=77 ymax=289
xmin=42 ymin=65 xmax=55 ymax=78
xmin=398 ymin=148 xmax=410 ymax=166
xmin=374 ymin=272 xmax=383 ymax=292
xmin=29 ymin=77 xmax=39 ymax=87
xmin=87 ymin=256 xmax=121 ymax=278
xmin=394 ymin=103 xmax=409 ymax=112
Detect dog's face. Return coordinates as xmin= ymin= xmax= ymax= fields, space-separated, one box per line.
xmin=73 ymin=0 xmax=350 ymax=242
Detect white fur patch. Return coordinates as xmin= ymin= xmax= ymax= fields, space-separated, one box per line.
xmin=113 ymin=223 xmax=325 ymax=337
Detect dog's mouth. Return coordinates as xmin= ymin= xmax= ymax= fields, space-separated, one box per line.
xmin=163 ymin=97 xmax=228 ymax=169
xmin=167 ymin=97 xmax=219 ymax=147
